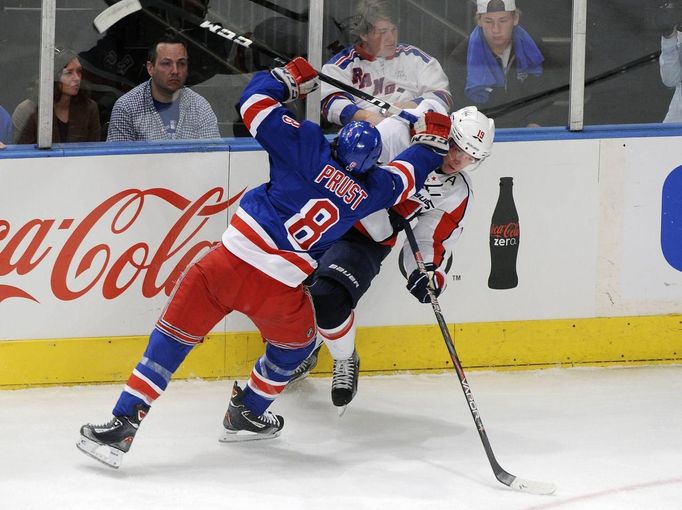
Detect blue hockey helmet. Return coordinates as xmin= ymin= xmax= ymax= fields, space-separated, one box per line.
xmin=335 ymin=121 xmax=382 ymax=175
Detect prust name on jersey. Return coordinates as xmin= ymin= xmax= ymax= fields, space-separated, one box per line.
xmin=314 ymin=165 xmax=369 ymax=210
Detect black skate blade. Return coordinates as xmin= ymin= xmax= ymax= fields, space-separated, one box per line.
xmin=76 ymin=435 xmax=124 ymax=469
xmin=218 ymin=428 xmax=281 ymax=443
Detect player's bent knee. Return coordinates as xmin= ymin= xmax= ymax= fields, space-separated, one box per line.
xmin=309 ymin=277 xmax=353 ymax=329
xmin=265 ymin=340 xmax=317 ymax=371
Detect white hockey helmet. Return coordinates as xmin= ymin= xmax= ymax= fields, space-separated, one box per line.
xmin=449 ymin=106 xmax=495 ymax=170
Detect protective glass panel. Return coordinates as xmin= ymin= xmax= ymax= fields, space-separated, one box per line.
xmin=585 ymin=0 xmax=680 ymax=125
xmin=0 ymin=1 xmax=42 ymax=145
xmin=321 ymin=0 xmax=571 ymax=130
xmin=49 ymin=0 xmax=311 ymax=141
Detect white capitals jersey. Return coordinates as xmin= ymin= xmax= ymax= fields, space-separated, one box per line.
xmin=321 ymin=44 xmax=453 ymax=126
xmin=356 ymin=104 xmax=473 ymax=281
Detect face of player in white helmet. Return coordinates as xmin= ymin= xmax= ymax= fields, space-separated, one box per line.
xmin=441 ymin=141 xmax=479 ymax=175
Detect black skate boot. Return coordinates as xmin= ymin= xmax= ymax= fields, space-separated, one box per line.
xmin=288 ymin=344 xmax=321 ymax=384
xmin=331 ymin=350 xmax=360 ymax=413
xmin=76 ymin=403 xmax=149 ymax=469
xmin=219 ymin=382 xmax=284 ymax=442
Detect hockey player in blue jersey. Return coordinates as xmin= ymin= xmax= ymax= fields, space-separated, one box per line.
xmin=76 ymin=56 xmax=452 ymax=468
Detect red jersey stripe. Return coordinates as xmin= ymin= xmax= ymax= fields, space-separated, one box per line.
xmin=242 ymin=96 xmax=278 ymax=132
xmin=431 ymin=197 xmax=468 ymax=266
xmin=230 ymin=213 xmax=316 ymax=276
xmin=386 ymin=161 xmax=416 ymax=204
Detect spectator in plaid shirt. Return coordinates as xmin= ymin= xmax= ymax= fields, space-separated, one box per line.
xmin=107 ymin=35 xmax=220 ymax=141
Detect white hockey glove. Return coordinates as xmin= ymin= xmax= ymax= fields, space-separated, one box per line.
xmin=410 ymin=112 xmax=451 ymax=155
xmin=271 ymin=56 xmax=320 ymax=103
xmin=406 ymin=264 xmax=447 ymax=304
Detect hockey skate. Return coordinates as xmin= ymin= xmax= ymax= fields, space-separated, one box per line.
xmin=220 ymin=382 xmax=284 ymax=442
xmin=288 ymin=344 xmax=321 ymax=384
xmin=76 ymin=403 xmax=149 ymax=469
xmin=331 ymin=350 xmax=360 ymax=414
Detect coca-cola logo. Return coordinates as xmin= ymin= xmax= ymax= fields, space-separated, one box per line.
xmin=0 ymin=187 xmax=244 ymax=303
xmin=490 ymin=222 xmax=520 ymax=238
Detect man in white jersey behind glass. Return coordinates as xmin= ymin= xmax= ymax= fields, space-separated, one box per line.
xmin=320 ymin=0 xmax=453 ymax=128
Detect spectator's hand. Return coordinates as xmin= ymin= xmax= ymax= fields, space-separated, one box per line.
xmin=271 ymin=57 xmax=319 ymax=103
xmin=410 ymin=112 xmax=451 ymax=155
xmin=353 ymin=109 xmax=386 ymax=126
xmin=0 ymin=142 xmax=5 ymax=150
xmin=406 ymin=264 xmax=446 ymax=304
xmin=395 ymin=100 xmax=419 ymax=110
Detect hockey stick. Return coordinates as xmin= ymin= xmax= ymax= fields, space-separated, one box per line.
xmin=402 ymin=221 xmax=557 ymax=496
xmin=246 ymin=0 xmax=309 ymax=22
xmin=93 ymin=0 xmax=418 ymax=121
xmin=483 ymin=50 xmax=662 ymax=119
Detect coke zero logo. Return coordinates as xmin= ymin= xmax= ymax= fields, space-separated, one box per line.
xmin=0 ymin=187 xmax=244 ymax=303
xmin=490 ymin=222 xmax=520 ymax=238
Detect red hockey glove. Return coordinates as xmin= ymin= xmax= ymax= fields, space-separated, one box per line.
xmin=271 ymin=56 xmax=320 ymax=102
xmin=406 ymin=263 xmax=447 ymax=304
xmin=410 ymin=112 xmax=451 ymax=155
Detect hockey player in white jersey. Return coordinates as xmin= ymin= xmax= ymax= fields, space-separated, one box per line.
xmin=293 ymin=103 xmax=495 ymax=410
xmin=320 ymin=0 xmax=452 ymax=127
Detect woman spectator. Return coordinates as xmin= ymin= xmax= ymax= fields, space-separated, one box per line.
xmin=13 ymin=48 xmax=101 ymax=144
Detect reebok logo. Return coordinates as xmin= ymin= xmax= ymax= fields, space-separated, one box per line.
xmin=241 ymin=410 xmax=266 ymax=429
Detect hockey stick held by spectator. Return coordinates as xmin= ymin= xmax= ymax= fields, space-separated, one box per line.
xmin=93 ymin=0 xmax=418 ymax=123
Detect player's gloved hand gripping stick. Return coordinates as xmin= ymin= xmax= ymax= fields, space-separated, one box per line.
xmin=402 ymin=220 xmax=557 ymax=495
xmin=93 ymin=0 xmax=418 ymax=123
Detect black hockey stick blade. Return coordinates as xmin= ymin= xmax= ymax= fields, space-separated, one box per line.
xmin=93 ymin=0 xmax=143 ymax=32
xmin=402 ymin=221 xmax=556 ymax=496
xmin=247 ymin=0 xmax=308 ymax=22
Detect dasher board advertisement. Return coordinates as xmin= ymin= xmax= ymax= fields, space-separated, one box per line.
xmin=0 ymin=152 xmax=231 ymax=340
xmin=2 ymin=135 xmax=682 ymax=342
xmin=604 ymin=137 xmax=682 ymax=314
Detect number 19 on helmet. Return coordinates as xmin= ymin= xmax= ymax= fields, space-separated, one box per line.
xmin=449 ymin=106 xmax=495 ymax=172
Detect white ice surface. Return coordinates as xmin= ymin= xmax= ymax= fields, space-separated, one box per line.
xmin=1 ymin=366 xmax=681 ymax=509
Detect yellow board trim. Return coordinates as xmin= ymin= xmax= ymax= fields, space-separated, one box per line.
xmin=1 ymin=315 xmax=680 ymax=388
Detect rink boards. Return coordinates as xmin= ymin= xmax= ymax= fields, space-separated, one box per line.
xmin=0 ymin=129 xmax=681 ymax=387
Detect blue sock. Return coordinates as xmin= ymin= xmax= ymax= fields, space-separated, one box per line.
xmin=242 ymin=340 xmax=316 ymax=416
xmin=113 ymin=328 xmax=193 ymax=417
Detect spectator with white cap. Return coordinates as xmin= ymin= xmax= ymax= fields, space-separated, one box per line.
xmin=447 ymin=0 xmax=549 ymax=127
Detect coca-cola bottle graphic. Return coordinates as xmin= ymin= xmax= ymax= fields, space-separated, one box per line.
xmin=488 ymin=177 xmax=519 ymax=289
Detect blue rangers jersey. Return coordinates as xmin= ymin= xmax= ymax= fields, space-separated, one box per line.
xmin=222 ymin=71 xmax=442 ymax=287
